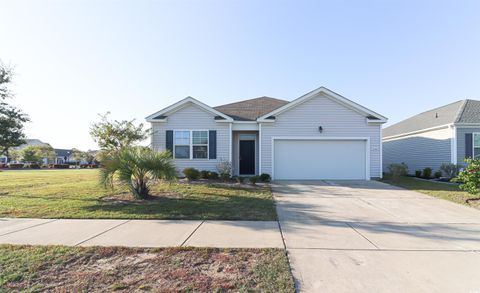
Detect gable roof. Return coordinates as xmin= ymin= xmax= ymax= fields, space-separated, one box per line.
xmin=257 ymin=86 xmax=387 ymax=122
xmin=383 ymin=99 xmax=480 ymax=138
xmin=146 ymin=96 xmax=233 ymax=122
xmin=214 ymin=97 xmax=289 ymax=121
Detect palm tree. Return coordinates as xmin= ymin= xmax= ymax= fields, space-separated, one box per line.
xmin=100 ymin=147 xmax=176 ymax=199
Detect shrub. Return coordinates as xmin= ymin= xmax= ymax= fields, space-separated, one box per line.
xmin=207 ymin=171 xmax=219 ymax=180
xmin=434 ymin=170 xmax=442 ymax=178
xmin=0 ymin=163 xmax=7 ymax=169
xmin=235 ymin=176 xmax=245 ymax=184
xmin=249 ymin=175 xmax=260 ymax=185
xmin=415 ymin=170 xmax=422 ymax=178
xmin=8 ymin=163 xmax=24 ymax=169
xmin=48 ymin=164 xmax=69 ymax=169
xmin=200 ymin=170 xmax=210 ymax=179
xmin=217 ymin=160 xmax=232 ymax=181
xmin=25 ymin=163 xmax=41 ymax=169
xmin=183 ymin=167 xmax=200 ymax=181
xmin=454 ymin=158 xmax=480 ymax=195
xmin=387 ymin=163 xmax=408 ymax=178
xmin=259 ymin=173 xmax=271 ymax=182
xmin=440 ymin=163 xmax=461 ymax=179
xmin=422 ymin=167 xmax=432 ymax=179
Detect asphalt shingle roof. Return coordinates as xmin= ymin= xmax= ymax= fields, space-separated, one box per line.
xmin=383 ymin=99 xmax=480 ymax=137
xmin=214 ymin=97 xmax=289 ymax=121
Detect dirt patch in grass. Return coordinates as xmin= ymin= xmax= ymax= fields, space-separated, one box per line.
xmin=0 ymin=245 xmax=294 ymax=292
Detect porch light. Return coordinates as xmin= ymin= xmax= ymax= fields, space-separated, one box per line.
xmin=318 ymin=126 xmax=323 ymax=133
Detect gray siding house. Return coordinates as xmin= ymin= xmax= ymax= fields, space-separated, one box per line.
xmin=147 ymin=86 xmax=387 ymax=180
xmin=383 ymin=99 xmax=480 ymax=174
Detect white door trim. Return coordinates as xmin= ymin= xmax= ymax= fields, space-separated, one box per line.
xmin=271 ymin=136 xmax=371 ymax=180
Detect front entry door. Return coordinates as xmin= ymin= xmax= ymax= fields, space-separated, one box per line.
xmin=239 ymin=140 xmax=255 ymax=175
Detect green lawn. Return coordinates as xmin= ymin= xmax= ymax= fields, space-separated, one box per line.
xmin=0 ymin=170 xmax=276 ymax=220
xmin=381 ymin=175 xmax=480 ymax=209
xmin=0 ymin=245 xmax=294 ymax=292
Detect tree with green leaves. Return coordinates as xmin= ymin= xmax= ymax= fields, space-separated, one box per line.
xmin=20 ymin=146 xmax=42 ymax=163
xmin=0 ymin=63 xmax=30 ymax=157
xmin=18 ymin=144 xmax=55 ymax=164
xmin=90 ymin=113 xmax=149 ymax=152
xmin=34 ymin=144 xmax=56 ymax=163
xmin=100 ymin=147 xmax=176 ymax=199
xmin=454 ymin=158 xmax=480 ymax=195
xmin=71 ymin=148 xmax=86 ymax=167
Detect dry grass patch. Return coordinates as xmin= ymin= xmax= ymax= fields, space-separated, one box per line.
xmin=0 ymin=245 xmax=294 ymax=292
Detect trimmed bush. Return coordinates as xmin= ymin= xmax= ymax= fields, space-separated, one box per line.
xmin=207 ymin=171 xmax=219 ymax=180
xmin=48 ymin=164 xmax=69 ymax=169
xmin=415 ymin=170 xmax=422 ymax=178
xmin=434 ymin=170 xmax=442 ymax=178
xmin=259 ymin=173 xmax=271 ymax=182
xmin=440 ymin=163 xmax=461 ymax=179
xmin=249 ymin=175 xmax=260 ymax=185
xmin=8 ymin=163 xmax=24 ymax=169
xmin=387 ymin=163 xmax=408 ymax=178
xmin=183 ymin=167 xmax=200 ymax=181
xmin=422 ymin=167 xmax=432 ymax=179
xmin=200 ymin=170 xmax=209 ymax=179
xmin=25 ymin=163 xmax=41 ymax=169
xmin=235 ymin=176 xmax=245 ymax=184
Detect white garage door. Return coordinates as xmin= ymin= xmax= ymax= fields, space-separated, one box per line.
xmin=273 ymin=139 xmax=367 ymax=180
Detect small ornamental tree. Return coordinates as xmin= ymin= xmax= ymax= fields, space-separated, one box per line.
xmin=453 ymin=158 xmax=480 ymax=195
xmin=90 ymin=112 xmax=149 ymax=152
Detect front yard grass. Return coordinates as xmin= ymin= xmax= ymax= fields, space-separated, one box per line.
xmin=0 ymin=170 xmax=276 ymax=220
xmin=381 ymin=175 xmax=480 ymax=209
xmin=0 ymin=245 xmax=294 ymax=292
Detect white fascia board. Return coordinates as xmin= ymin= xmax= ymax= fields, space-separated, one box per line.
xmin=382 ymin=123 xmax=453 ymax=141
xmin=257 ymin=86 xmax=387 ymax=122
xmin=454 ymin=123 xmax=480 ymax=128
xmin=145 ymin=96 xmax=233 ymax=122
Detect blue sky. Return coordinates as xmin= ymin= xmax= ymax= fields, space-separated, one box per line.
xmin=1 ymin=0 xmax=479 ymax=150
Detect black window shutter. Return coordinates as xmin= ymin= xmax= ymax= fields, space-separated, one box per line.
xmin=465 ymin=133 xmax=473 ymax=159
xmin=166 ymin=130 xmax=173 ymax=157
xmin=209 ymin=130 xmax=217 ymax=159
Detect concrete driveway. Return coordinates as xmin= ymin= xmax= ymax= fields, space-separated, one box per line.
xmin=273 ymin=180 xmax=480 ymax=293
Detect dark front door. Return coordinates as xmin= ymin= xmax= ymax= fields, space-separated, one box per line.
xmin=239 ymin=140 xmax=255 ymax=175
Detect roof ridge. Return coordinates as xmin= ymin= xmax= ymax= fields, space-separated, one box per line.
xmin=214 ymin=96 xmax=288 ymax=108
xmin=454 ymin=99 xmax=469 ymax=123
xmin=411 ymin=99 xmax=465 ymax=117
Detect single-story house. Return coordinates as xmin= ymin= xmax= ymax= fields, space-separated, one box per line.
xmin=383 ymin=99 xmax=480 ymax=174
xmin=147 ymin=86 xmax=387 ymax=180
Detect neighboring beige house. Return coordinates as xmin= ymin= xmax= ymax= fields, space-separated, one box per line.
xmin=146 ymin=86 xmax=387 ymax=180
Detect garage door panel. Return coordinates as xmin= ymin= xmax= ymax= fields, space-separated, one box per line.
xmin=274 ymin=140 xmax=366 ymax=180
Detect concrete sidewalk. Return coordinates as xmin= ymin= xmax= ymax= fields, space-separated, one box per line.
xmin=0 ymin=218 xmax=284 ymax=248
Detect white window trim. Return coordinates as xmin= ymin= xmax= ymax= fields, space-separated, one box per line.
xmin=473 ymin=133 xmax=480 ymax=159
xmin=173 ymin=130 xmax=209 ymax=160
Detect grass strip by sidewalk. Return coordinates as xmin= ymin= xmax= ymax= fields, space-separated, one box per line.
xmin=0 ymin=245 xmax=294 ymax=292
xmin=381 ymin=175 xmax=480 ymax=209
